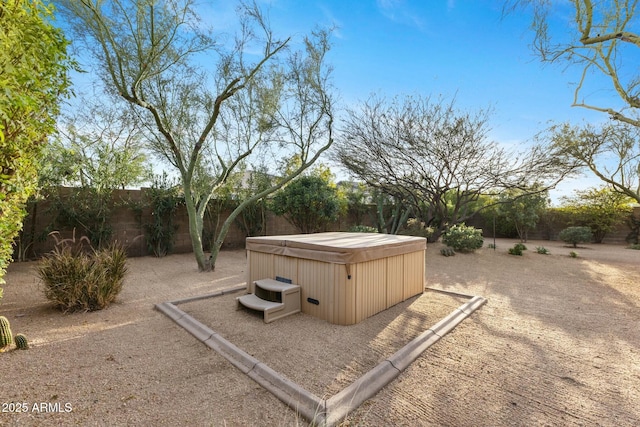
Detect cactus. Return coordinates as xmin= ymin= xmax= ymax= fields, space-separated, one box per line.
xmin=14 ymin=334 xmax=29 ymax=350
xmin=0 ymin=316 xmax=13 ymax=350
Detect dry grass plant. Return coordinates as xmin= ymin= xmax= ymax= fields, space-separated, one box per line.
xmin=37 ymin=231 xmax=127 ymax=313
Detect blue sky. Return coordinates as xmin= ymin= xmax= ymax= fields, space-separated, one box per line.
xmin=250 ymin=0 xmax=616 ymax=202
xmin=258 ymin=0 xmax=606 ymax=132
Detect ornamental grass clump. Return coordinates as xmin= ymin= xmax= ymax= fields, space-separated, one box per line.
xmin=442 ymin=224 xmax=483 ymax=252
xmin=38 ymin=235 xmax=127 ymax=313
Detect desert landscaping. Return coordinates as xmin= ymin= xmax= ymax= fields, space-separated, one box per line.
xmin=1 ymin=238 xmax=639 ymax=426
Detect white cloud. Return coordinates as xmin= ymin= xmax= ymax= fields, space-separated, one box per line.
xmin=376 ymin=0 xmax=426 ymax=30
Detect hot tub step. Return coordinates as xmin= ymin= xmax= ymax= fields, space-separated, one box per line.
xmin=237 ymin=279 xmax=301 ymax=323
xmin=237 ymin=294 xmax=283 ymax=312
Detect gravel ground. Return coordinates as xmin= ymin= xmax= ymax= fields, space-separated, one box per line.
xmin=0 ymin=238 xmax=639 ymax=426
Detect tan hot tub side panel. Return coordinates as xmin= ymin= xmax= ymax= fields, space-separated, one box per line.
xmin=247 ymin=251 xmax=274 ymax=293
xmin=403 ymin=250 xmax=426 ymax=300
xmin=354 ymin=258 xmax=388 ymax=324
xmin=386 ymin=254 xmax=406 ymax=308
xmin=331 ymin=262 xmax=355 ymax=325
xmin=297 ymin=259 xmax=335 ymax=323
xmin=246 ymin=233 xmax=426 ymax=325
xmin=275 ymin=255 xmax=299 ymax=286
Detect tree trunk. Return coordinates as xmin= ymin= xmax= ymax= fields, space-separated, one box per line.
xmin=209 ymin=197 xmax=255 ymax=271
xmin=184 ymin=191 xmax=210 ymax=271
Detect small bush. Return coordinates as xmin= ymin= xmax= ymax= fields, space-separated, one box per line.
xmin=628 ymin=243 xmax=640 ymax=250
xmin=536 ymin=246 xmax=550 ymax=254
xmin=348 ymin=225 xmax=378 ymax=233
xmin=569 ymin=251 xmax=579 ymax=258
xmin=558 ymin=226 xmax=592 ymax=248
xmin=38 ymin=239 xmax=127 ymax=313
xmin=440 ymin=247 xmax=456 ymax=257
xmin=401 ymin=218 xmax=434 ymax=239
xmin=442 ymin=224 xmax=483 ymax=252
xmin=508 ymin=245 xmax=523 ymax=256
xmin=487 ymin=243 xmax=497 ymax=249
xmin=514 ymin=243 xmax=527 ymax=252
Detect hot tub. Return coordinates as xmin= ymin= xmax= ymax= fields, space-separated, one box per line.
xmin=245 ymin=232 xmax=426 ymax=325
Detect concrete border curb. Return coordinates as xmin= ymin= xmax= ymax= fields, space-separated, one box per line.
xmin=155 ymin=287 xmax=486 ymax=427
xmin=204 ymin=333 xmax=260 ymax=374
xmin=168 ymin=285 xmax=246 ymax=305
xmin=325 ymin=360 xmax=401 ymax=425
xmin=249 ymin=362 xmax=326 ymax=423
xmin=387 ymin=329 xmax=441 ymax=372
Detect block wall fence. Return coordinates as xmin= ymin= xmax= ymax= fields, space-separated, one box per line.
xmin=17 ymin=187 xmax=377 ymax=259
xmin=15 ymin=187 xmax=640 ymax=260
xmin=467 ymin=206 xmax=640 ymax=245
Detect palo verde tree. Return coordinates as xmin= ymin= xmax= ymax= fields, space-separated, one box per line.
xmin=59 ymin=0 xmax=335 ymax=271
xmin=334 ymin=95 xmax=566 ymax=241
xmin=509 ymin=1 xmax=640 ymax=203
xmin=547 ymin=121 xmax=640 ymax=204
xmin=0 ymin=0 xmax=73 ymax=294
xmin=508 ymin=0 xmax=640 ymax=126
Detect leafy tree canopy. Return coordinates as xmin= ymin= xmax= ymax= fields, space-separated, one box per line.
xmin=41 ymin=98 xmax=152 ymax=193
xmin=559 ymin=186 xmax=635 ymax=242
xmin=497 ymin=186 xmax=549 ymax=242
xmin=271 ymin=168 xmax=346 ymax=234
xmin=0 ymin=0 xmax=73 ymax=291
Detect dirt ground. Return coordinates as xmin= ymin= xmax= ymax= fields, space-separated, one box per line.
xmin=0 ymin=238 xmax=639 ymax=426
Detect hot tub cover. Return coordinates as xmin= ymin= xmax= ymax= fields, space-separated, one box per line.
xmin=246 ymin=232 xmax=426 ymax=265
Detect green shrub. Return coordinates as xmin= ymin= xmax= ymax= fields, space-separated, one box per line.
xmin=442 ymin=224 xmax=483 ymax=252
xmin=628 ymin=243 xmax=640 ymax=250
xmin=558 ymin=226 xmax=593 ymax=248
xmin=569 ymin=251 xmax=579 ymax=258
xmin=514 ymin=243 xmax=527 ymax=252
xmin=401 ymin=218 xmax=434 ymax=239
xmin=508 ymin=245 xmax=523 ymax=256
xmin=536 ymin=246 xmax=550 ymax=254
xmin=487 ymin=243 xmax=497 ymax=249
xmin=348 ymin=225 xmax=378 ymax=233
xmin=440 ymin=247 xmax=456 ymax=257
xmin=38 ymin=238 xmax=127 ymax=312
xmin=270 ymin=175 xmax=345 ymax=233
